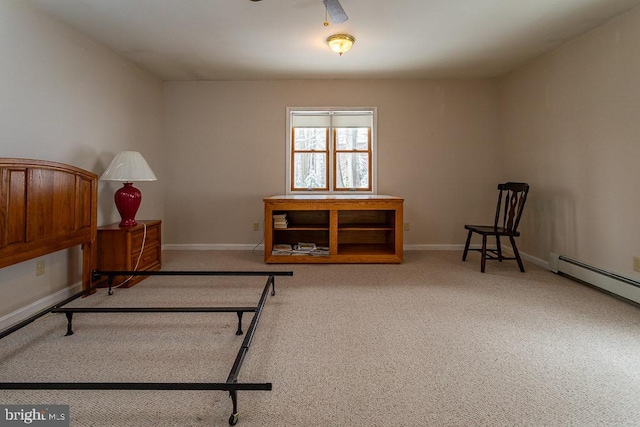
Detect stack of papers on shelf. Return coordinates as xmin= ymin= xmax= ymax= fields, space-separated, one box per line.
xmin=310 ymin=246 xmax=330 ymax=256
xmin=271 ymin=242 xmax=330 ymax=257
xmin=271 ymin=244 xmax=293 ymax=255
xmin=273 ymin=213 xmax=288 ymax=229
xmin=293 ymin=242 xmax=316 ymax=254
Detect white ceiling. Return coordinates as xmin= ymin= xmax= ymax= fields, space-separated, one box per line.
xmin=27 ymin=0 xmax=640 ymax=81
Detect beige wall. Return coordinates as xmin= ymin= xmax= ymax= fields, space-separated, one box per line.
xmin=0 ymin=0 xmax=165 ymax=319
xmin=4 ymin=0 xmax=639 ymax=321
xmin=163 ymin=79 xmax=501 ymax=248
xmin=500 ymin=6 xmax=640 ymax=278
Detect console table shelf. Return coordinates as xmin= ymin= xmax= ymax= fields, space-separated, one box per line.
xmin=264 ymin=195 xmax=403 ymax=264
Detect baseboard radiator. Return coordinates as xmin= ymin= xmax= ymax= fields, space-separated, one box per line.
xmin=549 ymin=253 xmax=640 ymax=305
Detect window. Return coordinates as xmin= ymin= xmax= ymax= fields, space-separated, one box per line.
xmin=287 ymin=108 xmax=376 ymax=194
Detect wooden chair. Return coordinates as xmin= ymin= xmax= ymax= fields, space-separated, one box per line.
xmin=462 ymin=182 xmax=530 ymax=273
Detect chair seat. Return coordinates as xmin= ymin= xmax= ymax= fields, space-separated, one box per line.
xmin=464 ymin=225 xmax=521 ymax=237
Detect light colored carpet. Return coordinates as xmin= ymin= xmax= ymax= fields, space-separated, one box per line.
xmin=1 ymin=250 xmax=639 ymax=426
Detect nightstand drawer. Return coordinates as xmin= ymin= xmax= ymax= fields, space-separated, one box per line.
xmin=132 ymin=224 xmax=160 ymax=249
xmin=133 ymin=244 xmax=161 ymax=271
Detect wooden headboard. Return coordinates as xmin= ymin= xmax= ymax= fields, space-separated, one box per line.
xmin=0 ymin=158 xmax=97 ymax=291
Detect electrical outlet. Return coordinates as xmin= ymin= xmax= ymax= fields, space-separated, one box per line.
xmin=253 ymin=222 xmax=260 ymax=231
xmin=404 ymin=222 xmax=410 ymax=231
xmin=634 ymin=256 xmax=640 ymax=272
xmin=36 ymin=260 xmax=45 ymax=276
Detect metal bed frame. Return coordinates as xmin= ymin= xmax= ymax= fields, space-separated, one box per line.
xmin=0 ymin=269 xmax=293 ymax=426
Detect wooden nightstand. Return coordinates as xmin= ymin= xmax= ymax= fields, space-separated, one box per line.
xmin=96 ymin=220 xmax=162 ymax=288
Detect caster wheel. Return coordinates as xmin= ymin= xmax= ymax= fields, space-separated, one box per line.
xmin=229 ymin=413 xmax=239 ymax=426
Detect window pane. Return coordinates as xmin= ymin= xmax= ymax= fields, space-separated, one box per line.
xmin=294 ymin=128 xmax=327 ymax=150
xmin=336 ymin=128 xmax=369 ymax=151
xmin=335 ymin=153 xmax=369 ymax=189
xmin=293 ymin=153 xmax=327 ymax=189
xmin=288 ymin=108 xmax=376 ymax=194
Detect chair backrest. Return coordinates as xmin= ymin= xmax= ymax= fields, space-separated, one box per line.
xmin=494 ymin=182 xmax=529 ymax=232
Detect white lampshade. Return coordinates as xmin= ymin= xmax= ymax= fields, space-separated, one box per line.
xmin=100 ymin=151 xmax=157 ymax=182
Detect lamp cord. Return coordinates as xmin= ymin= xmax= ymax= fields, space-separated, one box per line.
xmin=114 ymin=222 xmax=147 ymax=289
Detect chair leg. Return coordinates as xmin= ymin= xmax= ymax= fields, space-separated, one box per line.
xmin=481 ymin=235 xmax=487 ymax=273
xmin=495 ymin=236 xmax=503 ymax=261
xmin=509 ymin=236 xmax=525 ymax=272
xmin=462 ymin=230 xmax=473 ymax=261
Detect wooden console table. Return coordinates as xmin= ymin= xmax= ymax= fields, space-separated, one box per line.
xmin=264 ymin=195 xmax=403 ymax=264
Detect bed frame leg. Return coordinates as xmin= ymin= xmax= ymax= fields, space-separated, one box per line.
xmin=64 ymin=312 xmax=74 ymax=336
xmin=228 ymin=390 xmax=239 ymax=425
xmin=235 ymin=312 xmax=244 ymax=336
xmin=107 ymin=276 xmax=115 ymax=295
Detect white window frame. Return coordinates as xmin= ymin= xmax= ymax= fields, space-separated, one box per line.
xmin=286 ymin=106 xmax=378 ymax=195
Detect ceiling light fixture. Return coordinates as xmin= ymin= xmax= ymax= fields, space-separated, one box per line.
xmin=326 ymin=34 xmax=355 ymax=56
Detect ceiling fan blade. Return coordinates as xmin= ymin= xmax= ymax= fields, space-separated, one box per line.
xmin=323 ymin=0 xmax=348 ymax=24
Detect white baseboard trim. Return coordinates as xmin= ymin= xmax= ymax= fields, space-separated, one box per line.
xmin=164 ymin=243 xmax=551 ymax=270
xmin=519 ymin=252 xmax=550 ymax=270
xmin=168 ymin=243 xmax=469 ymax=251
xmin=163 ymin=244 xmax=264 ymax=251
xmin=404 ymin=244 xmax=465 ymax=251
xmin=405 ymin=244 xmax=550 ymax=270
xmin=0 ymin=282 xmax=82 ymax=332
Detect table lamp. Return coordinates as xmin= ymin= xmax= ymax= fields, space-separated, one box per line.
xmin=100 ymin=151 xmax=157 ymax=227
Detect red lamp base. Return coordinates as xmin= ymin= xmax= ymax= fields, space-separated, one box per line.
xmin=114 ymin=182 xmax=141 ymax=227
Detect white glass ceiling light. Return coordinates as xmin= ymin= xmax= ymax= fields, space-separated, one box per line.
xmin=326 ymin=34 xmax=355 ymax=56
